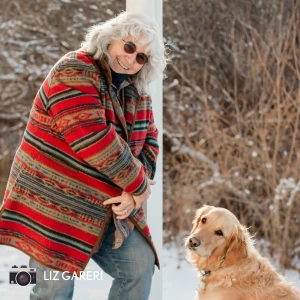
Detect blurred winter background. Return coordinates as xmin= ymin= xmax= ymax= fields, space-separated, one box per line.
xmin=163 ymin=0 xmax=300 ymax=276
xmin=0 ymin=0 xmax=300 ymax=299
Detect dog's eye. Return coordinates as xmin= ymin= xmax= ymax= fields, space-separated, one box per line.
xmin=215 ymin=230 xmax=223 ymax=236
xmin=202 ymin=218 xmax=206 ymax=224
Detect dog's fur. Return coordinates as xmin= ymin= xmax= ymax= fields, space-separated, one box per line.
xmin=185 ymin=205 xmax=300 ymax=300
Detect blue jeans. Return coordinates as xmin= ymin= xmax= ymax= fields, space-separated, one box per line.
xmin=29 ymin=220 xmax=155 ymax=300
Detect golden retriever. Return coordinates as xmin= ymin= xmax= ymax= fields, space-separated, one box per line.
xmin=185 ymin=205 xmax=300 ymax=300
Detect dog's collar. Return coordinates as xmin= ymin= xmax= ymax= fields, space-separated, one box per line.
xmin=200 ymin=270 xmax=211 ymax=276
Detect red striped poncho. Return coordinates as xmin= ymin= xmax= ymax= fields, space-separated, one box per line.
xmin=0 ymin=49 xmax=159 ymax=274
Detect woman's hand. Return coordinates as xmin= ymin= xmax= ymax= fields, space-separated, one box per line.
xmin=132 ymin=179 xmax=156 ymax=209
xmin=103 ymin=192 xmax=135 ymax=220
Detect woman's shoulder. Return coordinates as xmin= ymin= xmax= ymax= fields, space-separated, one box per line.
xmin=53 ymin=49 xmax=99 ymax=73
xmin=48 ymin=49 xmax=103 ymax=88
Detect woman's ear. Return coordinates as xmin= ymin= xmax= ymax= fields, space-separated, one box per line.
xmin=225 ymin=225 xmax=249 ymax=266
xmin=191 ymin=205 xmax=215 ymax=233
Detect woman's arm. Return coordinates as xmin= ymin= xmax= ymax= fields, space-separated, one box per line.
xmin=138 ymin=109 xmax=159 ymax=180
xmin=43 ymin=57 xmax=147 ymax=196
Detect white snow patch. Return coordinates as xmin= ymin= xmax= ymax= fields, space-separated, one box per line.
xmin=0 ymin=246 xmax=111 ymax=300
xmin=252 ymin=151 xmax=258 ymax=157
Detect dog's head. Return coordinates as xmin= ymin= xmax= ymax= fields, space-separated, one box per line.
xmin=185 ymin=205 xmax=252 ymax=271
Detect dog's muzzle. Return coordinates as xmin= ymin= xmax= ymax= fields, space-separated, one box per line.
xmin=189 ymin=236 xmax=201 ymax=248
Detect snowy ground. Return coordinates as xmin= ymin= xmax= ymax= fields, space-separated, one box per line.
xmin=0 ymin=245 xmax=111 ymax=300
xmin=0 ymin=243 xmax=299 ymax=300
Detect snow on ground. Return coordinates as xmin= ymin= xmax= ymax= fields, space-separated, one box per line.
xmin=0 ymin=245 xmax=111 ymax=300
xmin=162 ymin=244 xmax=198 ymax=299
xmin=1 ymin=242 xmax=299 ymax=300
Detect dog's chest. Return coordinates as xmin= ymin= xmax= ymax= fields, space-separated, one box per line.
xmin=197 ymin=271 xmax=236 ymax=296
xmin=197 ymin=272 xmax=208 ymax=294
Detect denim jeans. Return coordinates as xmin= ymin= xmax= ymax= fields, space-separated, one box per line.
xmin=29 ymin=220 xmax=155 ymax=300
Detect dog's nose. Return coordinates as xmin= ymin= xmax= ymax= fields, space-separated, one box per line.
xmin=189 ymin=237 xmax=201 ymax=248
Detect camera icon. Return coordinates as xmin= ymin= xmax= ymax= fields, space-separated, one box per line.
xmin=9 ymin=265 xmax=36 ymax=286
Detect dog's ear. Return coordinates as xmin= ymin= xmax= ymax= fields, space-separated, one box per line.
xmin=191 ymin=205 xmax=215 ymax=233
xmin=225 ymin=225 xmax=249 ymax=266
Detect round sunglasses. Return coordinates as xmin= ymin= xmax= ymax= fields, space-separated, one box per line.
xmin=122 ymin=39 xmax=149 ymax=65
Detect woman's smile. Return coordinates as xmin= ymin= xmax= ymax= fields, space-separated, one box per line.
xmin=116 ymin=58 xmax=129 ymax=70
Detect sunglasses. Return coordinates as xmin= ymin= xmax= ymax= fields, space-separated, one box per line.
xmin=122 ymin=39 xmax=149 ymax=65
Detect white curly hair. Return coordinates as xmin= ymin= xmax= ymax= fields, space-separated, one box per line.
xmin=81 ymin=11 xmax=168 ymax=96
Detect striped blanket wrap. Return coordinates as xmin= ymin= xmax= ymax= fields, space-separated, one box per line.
xmin=0 ymin=49 xmax=159 ymax=274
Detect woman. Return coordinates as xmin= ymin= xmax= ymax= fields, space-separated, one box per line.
xmin=0 ymin=12 xmax=166 ymax=299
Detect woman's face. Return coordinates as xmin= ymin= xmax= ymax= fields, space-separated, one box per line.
xmin=107 ymin=35 xmax=148 ymax=75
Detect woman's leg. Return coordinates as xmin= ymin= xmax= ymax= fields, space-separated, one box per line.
xmin=92 ymin=221 xmax=155 ymax=300
xmin=29 ymin=257 xmax=74 ymax=300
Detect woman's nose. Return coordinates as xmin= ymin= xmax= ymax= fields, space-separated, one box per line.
xmin=126 ymin=53 xmax=136 ymax=65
